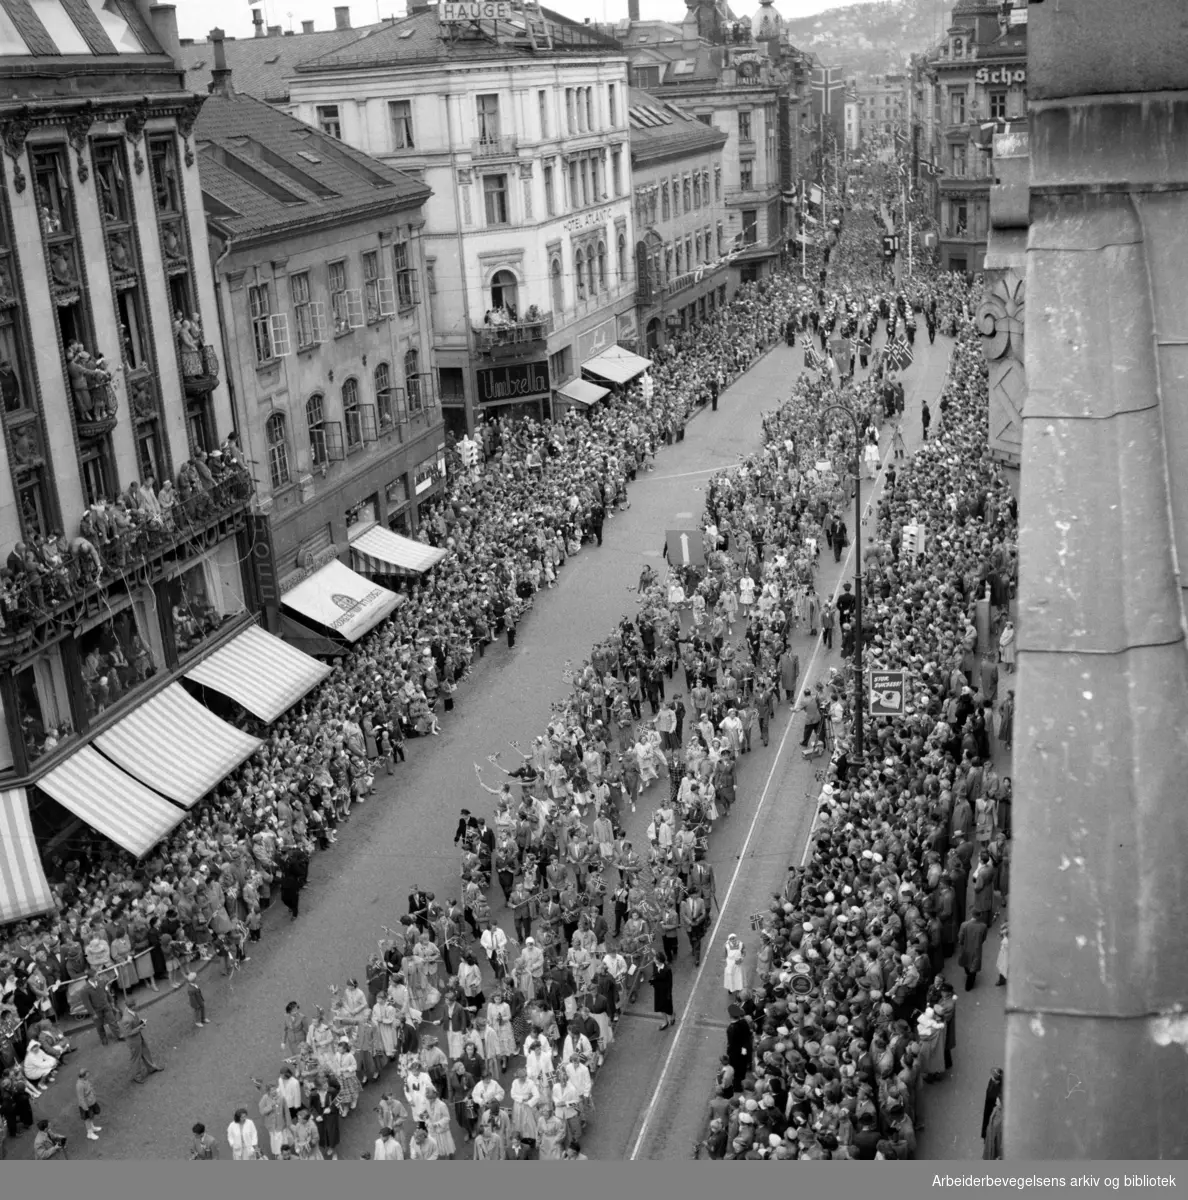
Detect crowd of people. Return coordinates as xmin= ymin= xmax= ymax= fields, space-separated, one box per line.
xmin=0 ymin=254 xmax=830 ymax=1156
xmin=1 ymin=183 xmax=1017 ymax=1162
xmin=701 ymin=224 xmax=1017 ymax=1162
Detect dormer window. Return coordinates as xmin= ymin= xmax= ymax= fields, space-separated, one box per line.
xmin=953 ymin=37 xmax=964 ymax=58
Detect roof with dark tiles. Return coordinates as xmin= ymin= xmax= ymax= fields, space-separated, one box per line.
xmin=194 ymin=91 xmax=429 ymax=241
xmin=627 ymin=87 xmax=726 ymax=165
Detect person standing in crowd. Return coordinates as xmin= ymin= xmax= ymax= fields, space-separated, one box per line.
xmin=651 ymin=951 xmax=675 ymax=1031
xmin=186 ymin=971 xmax=207 ymax=1027
xmin=190 ymin=1122 xmax=219 ymax=1159
xmin=227 ymin=1108 xmax=261 ymax=1160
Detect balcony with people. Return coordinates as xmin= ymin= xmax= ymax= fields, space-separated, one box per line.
xmin=175 ymin=311 xmax=220 ymax=395
xmin=0 ymin=447 xmax=254 ymax=659
xmin=472 ymin=271 xmax=552 ymax=355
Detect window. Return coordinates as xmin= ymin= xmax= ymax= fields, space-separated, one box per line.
xmin=597 ymin=242 xmax=607 ymax=289
xmin=661 ymin=182 xmax=670 ymax=220
xmin=612 ymin=148 xmax=622 ymax=196
xmin=266 ymin=411 xmax=291 ymax=488
xmin=291 ymin=271 xmax=315 ymax=348
xmin=950 ymin=143 xmax=966 ymax=177
xmin=714 ymin=165 xmax=722 ymax=200
xmin=580 ymin=158 xmax=590 ymax=207
xmin=702 ymin=168 xmax=710 ymax=205
xmin=742 ymin=209 xmax=758 ymax=245
xmin=93 ymin=142 xmax=130 ymax=224
xmin=544 ymin=162 xmax=556 ymax=216
xmin=329 ymin=260 xmax=349 ymax=334
xmin=684 ymin=175 xmax=693 ymax=213
xmin=375 ymin=362 xmax=394 ymax=429
xmin=490 ymin=269 xmax=518 ymax=316
xmin=695 ymin=232 xmax=703 ymax=263
xmin=740 ymin=160 xmax=754 ymax=191
xmin=135 ymin=421 xmax=162 ymax=487
xmin=549 ymin=346 xmax=571 ymax=384
xmin=116 ymin=286 xmax=149 ymax=369
xmin=574 ymin=249 xmax=586 ymax=300
xmin=949 ymin=88 xmax=966 ymax=124
xmin=989 ymin=90 xmax=1007 ymax=121
xmin=568 ymin=158 xmax=579 ymax=209
xmin=692 ymin=171 xmax=701 ymax=208
xmin=585 ymin=87 xmax=594 ymax=131
xmin=317 ymin=105 xmax=342 ymax=139
xmin=404 ymin=348 xmax=423 ymax=411
xmin=738 ymin=110 xmax=752 ymax=141
xmin=538 ymin=89 xmax=550 ymax=138
xmin=248 ymin=283 xmax=273 ymax=364
xmin=608 ymin=83 xmax=617 ymax=127
xmin=147 ymin=136 xmax=182 ymax=214
xmin=79 ymin=441 xmax=112 ymax=507
xmin=307 ymin=393 xmax=327 ymax=467
xmin=483 ymin=174 xmax=509 ymax=226
xmin=551 ymin=256 xmax=564 ymax=312
xmin=476 ymin=93 xmax=501 ymax=144
xmin=952 ymin=199 xmax=968 ymax=236
xmin=631 ymin=65 xmax=660 ymax=90
xmin=565 ymin=88 xmax=576 ymax=135
xmin=717 ymin=221 xmax=724 ymax=254
xmin=674 ymin=240 xmax=683 ymax=276
xmin=617 ymin=233 xmax=627 ymax=280
xmin=697 ymin=113 xmax=712 ymax=125
xmin=393 ymin=241 xmax=417 ymax=308
xmin=388 ymin=99 xmax=414 ymax=151
xmin=343 ymin=377 xmax=362 ymax=451
xmin=591 ymin=155 xmax=601 ymax=199
xmin=363 ymin=250 xmax=381 ymax=322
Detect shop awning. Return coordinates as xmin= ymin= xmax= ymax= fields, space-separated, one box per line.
xmin=185 ymin=623 xmax=331 ymax=723
xmin=350 ymin=524 xmax=448 ymax=577
xmin=556 ymin=378 xmax=611 ymax=407
xmin=37 ymin=746 xmax=186 ymax=858
xmin=280 ymin=558 xmax=402 ymax=643
xmin=582 ymin=344 xmax=652 ymax=385
xmin=93 ymin=683 xmax=261 ymax=808
xmin=0 ymin=788 xmax=54 ymax=924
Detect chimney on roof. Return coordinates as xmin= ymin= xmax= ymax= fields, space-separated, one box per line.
xmin=267 ymin=24 xmax=282 ymax=36
xmin=148 ymin=4 xmax=182 ymax=66
xmin=209 ymin=27 xmax=234 ymax=96
xmin=302 ymin=19 xmax=314 ymax=32
xmin=334 ymin=5 xmax=351 ymax=28
xmin=627 ymin=0 xmax=639 ymax=21
xmin=252 ymin=7 xmax=264 ymax=37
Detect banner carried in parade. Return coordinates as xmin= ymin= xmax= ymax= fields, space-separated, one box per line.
xmin=885 ymin=336 xmax=914 ymax=372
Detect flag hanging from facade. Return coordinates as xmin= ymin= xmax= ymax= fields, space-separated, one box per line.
xmin=811 ymin=64 xmax=846 ymax=139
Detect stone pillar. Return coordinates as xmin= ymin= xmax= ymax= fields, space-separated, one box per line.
xmin=976 ymin=129 xmax=1028 ymax=467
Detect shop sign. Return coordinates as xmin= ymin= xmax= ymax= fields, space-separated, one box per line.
xmin=439 ymin=0 xmax=511 ymax=22
xmin=476 ymin=360 xmax=550 ymax=404
xmin=974 ymin=67 xmax=1025 ymax=85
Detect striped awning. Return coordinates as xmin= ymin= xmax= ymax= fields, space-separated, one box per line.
xmin=94 ymin=683 xmax=262 ymax=808
xmin=350 ymin=525 xmax=448 ymax=577
xmin=37 ymin=746 xmax=186 ymax=858
xmin=185 ymin=623 xmax=331 ymax=723
xmin=0 ymin=788 xmax=54 ymax=924
xmin=581 ymin=344 xmax=652 ymax=385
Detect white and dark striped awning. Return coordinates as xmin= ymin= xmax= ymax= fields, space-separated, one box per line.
xmin=93 ymin=683 xmax=261 ymax=809
xmin=37 ymin=746 xmax=186 ymax=859
xmin=185 ymin=623 xmax=331 ymax=723
xmin=350 ymin=525 xmax=448 ymax=577
xmin=0 ymin=788 xmax=54 ymax=924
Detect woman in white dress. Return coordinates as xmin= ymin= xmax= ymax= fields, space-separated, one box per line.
xmin=523 ymin=1033 xmax=554 ymax=1093
xmin=509 ymin=1067 xmax=540 ymax=1141
xmin=998 ymin=621 xmax=1016 ymax=673
xmin=486 ymin=989 xmax=516 ymax=1069
xmin=723 ymin=933 xmax=747 ymax=998
xmin=738 ymin=574 xmax=756 ymax=612
xmin=373 ymin=995 xmax=399 ymax=1061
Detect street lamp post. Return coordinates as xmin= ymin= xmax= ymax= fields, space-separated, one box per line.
xmin=823 ymin=402 xmax=864 ymax=760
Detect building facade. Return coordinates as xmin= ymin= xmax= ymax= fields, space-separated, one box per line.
xmin=618 ymin=7 xmax=791 ymax=285
xmin=195 ymin=77 xmax=440 ymax=628
xmin=925 ymin=0 xmax=1027 ymax=272
xmin=278 ymin=6 xmax=635 ymax=435
xmin=628 ymin=89 xmax=730 ymax=353
xmin=0 ymin=2 xmax=261 ymax=786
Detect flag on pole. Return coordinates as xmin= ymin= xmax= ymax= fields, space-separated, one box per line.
xmin=811 ymin=64 xmax=846 ymax=139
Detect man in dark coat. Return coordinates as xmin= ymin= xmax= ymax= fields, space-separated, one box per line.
xmin=725 ymin=1003 xmax=752 ymax=1082
xmin=650 ymin=952 xmax=674 ymax=1029
xmin=981 ymin=1067 xmax=1004 ymax=1138
xmin=957 ymin=914 xmax=988 ymax=991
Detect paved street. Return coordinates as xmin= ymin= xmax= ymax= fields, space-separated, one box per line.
xmin=8 ymin=319 xmax=983 ymax=1162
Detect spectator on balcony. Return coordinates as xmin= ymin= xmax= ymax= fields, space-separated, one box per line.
xmin=158 ymin=479 xmax=177 ymax=532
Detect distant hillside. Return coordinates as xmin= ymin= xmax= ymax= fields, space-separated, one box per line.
xmin=784 ymin=0 xmax=951 ymax=77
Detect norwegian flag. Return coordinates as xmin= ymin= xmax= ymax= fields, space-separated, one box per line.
xmin=886 ymin=337 xmax=914 ymax=371
xmin=811 ymin=64 xmax=846 ymax=137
